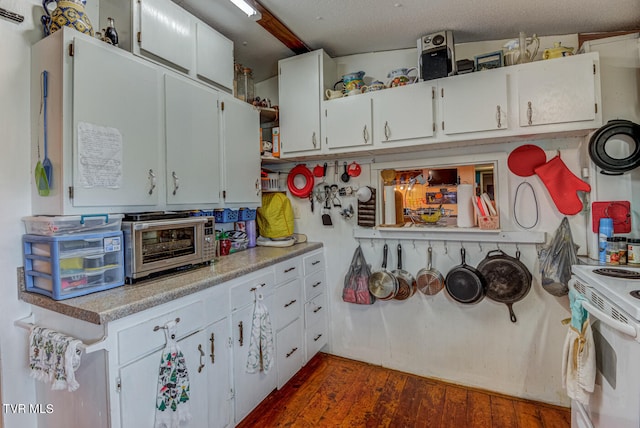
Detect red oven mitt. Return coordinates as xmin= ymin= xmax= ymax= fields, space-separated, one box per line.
xmin=534 ymin=155 xmax=591 ymax=215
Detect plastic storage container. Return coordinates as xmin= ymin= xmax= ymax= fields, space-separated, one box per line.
xmin=238 ymin=208 xmax=257 ymax=221
xmin=23 ymin=214 xmax=124 ymax=236
xmin=214 ymin=209 xmax=239 ymax=223
xmin=23 ymin=230 xmax=125 ymax=300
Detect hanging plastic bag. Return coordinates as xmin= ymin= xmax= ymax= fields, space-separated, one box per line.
xmin=343 ymin=245 xmax=375 ymax=304
xmin=537 ymin=217 xmax=580 ymax=296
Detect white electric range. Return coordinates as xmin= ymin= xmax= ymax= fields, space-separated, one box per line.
xmin=570 ymin=265 xmax=640 ymax=428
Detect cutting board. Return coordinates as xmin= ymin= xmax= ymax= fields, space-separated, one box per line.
xmin=591 ymin=201 xmax=631 ymax=233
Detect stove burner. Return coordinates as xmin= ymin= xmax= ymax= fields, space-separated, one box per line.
xmin=594 ymin=268 xmax=640 ymax=279
xmin=631 ymin=290 xmax=640 ymax=300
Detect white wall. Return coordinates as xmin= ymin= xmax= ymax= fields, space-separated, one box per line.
xmin=0 ymin=1 xmax=43 ymax=427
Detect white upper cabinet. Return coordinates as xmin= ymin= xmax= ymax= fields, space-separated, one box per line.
xmin=137 ymin=0 xmax=194 ymax=72
xmin=221 ymin=96 xmax=261 ymax=205
xmin=196 ymin=22 xmax=234 ymax=90
xmin=517 ymin=53 xmax=599 ymax=127
xmin=373 ymin=83 xmax=436 ymax=147
xmin=164 ymin=73 xmax=221 ymax=205
xmin=323 ymin=95 xmax=373 ymax=151
xmin=439 ymin=70 xmax=509 ymax=134
xmin=278 ymin=50 xmax=336 ymax=156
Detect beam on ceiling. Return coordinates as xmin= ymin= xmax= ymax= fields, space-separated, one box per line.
xmin=251 ymin=0 xmax=311 ymax=54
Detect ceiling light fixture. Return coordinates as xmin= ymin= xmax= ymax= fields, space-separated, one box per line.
xmin=229 ymin=0 xmax=261 ymax=20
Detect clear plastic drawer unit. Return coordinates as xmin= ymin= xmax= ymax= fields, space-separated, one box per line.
xmin=23 ymin=230 xmax=125 ymax=300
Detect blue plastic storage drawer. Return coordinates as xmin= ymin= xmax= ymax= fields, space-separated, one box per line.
xmin=23 ymin=230 xmax=125 ymax=300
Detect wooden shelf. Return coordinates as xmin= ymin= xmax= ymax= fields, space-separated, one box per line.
xmin=257 ymin=107 xmax=279 ymax=124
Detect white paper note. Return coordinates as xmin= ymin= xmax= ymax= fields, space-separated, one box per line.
xmin=77 ymin=122 xmax=123 ymax=189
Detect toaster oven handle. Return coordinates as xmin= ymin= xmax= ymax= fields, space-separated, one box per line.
xmin=132 ymin=217 xmax=208 ymax=230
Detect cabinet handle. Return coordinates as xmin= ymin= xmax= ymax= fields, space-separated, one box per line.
xmin=284 ymin=299 xmax=297 ymax=308
xmin=197 ymin=344 xmax=205 ymax=373
xmin=527 ymin=101 xmax=533 ymax=125
xmin=255 ymin=178 xmax=261 ymax=196
xmin=148 ymin=169 xmax=156 ymax=195
xmin=286 ymin=347 xmax=298 ymax=358
xmin=362 ymin=125 xmax=369 ymax=143
xmin=312 ymin=281 xmax=321 ymax=288
xmin=172 ymin=171 xmax=180 ymax=195
xmin=496 ymin=105 xmax=502 ymax=128
xmin=312 ymin=260 xmax=321 ymax=266
xmin=284 ymin=267 xmax=296 ymax=273
xmin=384 ymin=121 xmax=390 ymax=140
xmin=314 ymin=334 xmax=323 ymax=342
xmin=249 ymin=283 xmax=266 ymax=292
xmin=312 ymin=131 xmax=317 ymax=148
xmin=313 ymin=306 xmax=323 ymax=313
xmin=238 ymin=321 xmax=243 ymax=347
xmin=209 ymin=333 xmax=215 ymax=365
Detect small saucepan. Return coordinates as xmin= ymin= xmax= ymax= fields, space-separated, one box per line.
xmin=392 ymin=243 xmax=417 ymax=300
xmin=445 ymin=248 xmax=486 ymax=304
xmin=477 ymin=249 xmax=532 ymax=323
xmin=368 ymin=244 xmax=398 ymax=300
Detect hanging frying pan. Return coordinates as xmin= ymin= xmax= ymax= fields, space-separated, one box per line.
xmin=477 ymin=249 xmax=532 ymax=323
xmin=347 ymin=161 xmax=362 ymax=177
xmin=392 ymin=243 xmax=416 ymax=300
xmin=287 ymin=164 xmax=314 ymax=198
xmin=416 ymin=246 xmax=444 ymax=295
xmin=445 ymin=248 xmax=486 ymax=304
xmin=368 ymin=244 xmax=398 ymax=300
xmin=589 ymin=120 xmax=640 ymax=175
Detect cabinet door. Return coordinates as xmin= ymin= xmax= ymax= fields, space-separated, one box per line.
xmin=196 ymin=22 xmax=233 ymax=90
xmin=278 ymin=52 xmax=323 ymax=155
xmin=440 ymin=70 xmax=508 ymax=134
xmin=206 ymin=318 xmax=233 ymax=428
xmin=165 ymin=74 xmax=221 ymax=205
xmin=231 ymin=298 xmax=276 ymax=424
xmin=119 ymin=330 xmax=209 ymax=427
xmin=71 ymin=37 xmax=161 ymax=207
xmin=373 ymin=83 xmax=435 ymax=146
xmin=138 ymin=0 xmax=194 ymax=72
xmin=305 ymin=293 xmax=328 ymax=362
xmin=323 ymin=96 xmax=373 ymax=150
xmin=276 ymin=318 xmax=303 ymax=389
xmin=518 ymin=54 xmax=597 ymax=127
xmin=221 ymin=96 xmax=261 ymax=204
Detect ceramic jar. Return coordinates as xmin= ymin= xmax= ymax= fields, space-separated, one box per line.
xmin=335 ymin=71 xmax=365 ymax=93
xmin=387 ymin=67 xmax=418 ymax=87
xmin=44 ymin=0 xmax=94 ymax=37
xmin=361 ymin=80 xmax=386 ymax=93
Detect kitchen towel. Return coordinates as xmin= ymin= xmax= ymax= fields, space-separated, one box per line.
xmin=29 ymin=326 xmax=82 ymax=392
xmin=562 ymin=315 xmax=596 ymax=405
xmin=154 ymin=321 xmax=192 ymax=428
xmin=246 ymin=291 xmax=274 ymax=374
xmin=457 ymin=184 xmax=475 ymax=227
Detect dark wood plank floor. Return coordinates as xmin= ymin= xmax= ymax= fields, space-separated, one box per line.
xmin=237 ymin=353 xmax=571 ymax=428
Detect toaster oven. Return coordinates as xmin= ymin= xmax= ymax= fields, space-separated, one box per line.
xmin=122 ymin=216 xmax=215 ymax=282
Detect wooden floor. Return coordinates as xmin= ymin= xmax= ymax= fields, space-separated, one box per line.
xmin=237 ymin=353 xmax=571 ymax=428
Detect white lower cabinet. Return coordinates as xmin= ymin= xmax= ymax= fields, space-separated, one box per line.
xmin=28 ymin=250 xmax=325 ymax=428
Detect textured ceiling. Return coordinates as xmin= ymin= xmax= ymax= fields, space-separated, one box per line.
xmin=177 ymin=0 xmax=640 ymax=82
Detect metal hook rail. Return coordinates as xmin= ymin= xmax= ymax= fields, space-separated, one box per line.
xmin=14 ymin=313 xmax=108 ymax=354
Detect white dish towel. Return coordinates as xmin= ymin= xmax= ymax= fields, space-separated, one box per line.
xmin=154 ymin=320 xmax=192 ymax=428
xmin=29 ymin=326 xmax=83 ymax=392
xmin=562 ymin=319 xmax=596 ymax=405
xmin=246 ymin=292 xmax=274 ymax=374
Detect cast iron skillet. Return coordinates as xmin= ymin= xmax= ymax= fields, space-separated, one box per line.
xmin=477 ymin=249 xmax=532 ymax=323
xmin=445 ymin=248 xmax=486 ymax=304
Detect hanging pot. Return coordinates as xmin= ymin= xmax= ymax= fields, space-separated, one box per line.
xmin=368 ymin=244 xmax=398 ymax=300
xmin=445 ymin=248 xmax=486 ymax=304
xmin=416 ymin=246 xmax=444 ymax=295
xmin=477 ymin=249 xmax=532 ymax=323
xmin=392 ymin=243 xmax=416 ymax=300
xmin=287 ymin=164 xmax=314 ymax=198
xmin=588 ymin=120 xmax=640 ymax=175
